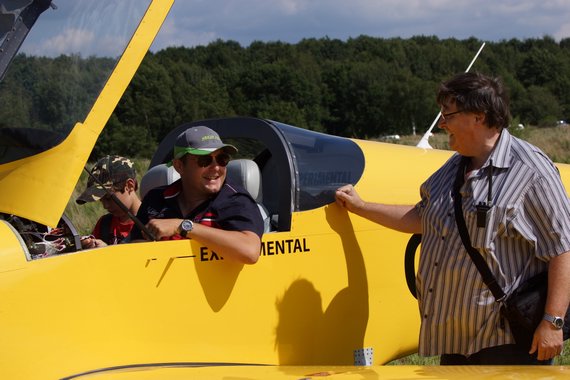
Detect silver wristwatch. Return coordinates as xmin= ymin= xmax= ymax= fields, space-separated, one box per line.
xmin=543 ymin=313 xmax=564 ymax=329
xmin=178 ymin=219 xmax=194 ymax=238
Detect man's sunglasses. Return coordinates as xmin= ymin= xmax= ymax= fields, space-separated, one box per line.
xmin=193 ymin=153 xmax=231 ymax=168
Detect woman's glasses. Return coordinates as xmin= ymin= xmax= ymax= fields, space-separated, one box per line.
xmin=193 ymin=153 xmax=231 ymax=168
xmin=439 ymin=110 xmax=463 ymax=122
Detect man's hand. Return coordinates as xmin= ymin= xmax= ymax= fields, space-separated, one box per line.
xmin=335 ymin=184 xmax=365 ymax=213
xmin=144 ymin=218 xmax=182 ymax=240
xmin=335 ymin=184 xmax=420 ymax=233
xmin=532 ymin=252 xmax=570 ymax=360
xmin=530 ymin=319 xmax=564 ymax=361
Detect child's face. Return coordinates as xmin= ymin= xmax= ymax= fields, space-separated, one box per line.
xmin=100 ymin=182 xmax=133 ymax=217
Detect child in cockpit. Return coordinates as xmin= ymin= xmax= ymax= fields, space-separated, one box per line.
xmin=76 ymin=155 xmax=141 ymax=248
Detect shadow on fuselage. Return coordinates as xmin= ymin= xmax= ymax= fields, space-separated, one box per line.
xmin=274 ymin=205 xmax=369 ymax=364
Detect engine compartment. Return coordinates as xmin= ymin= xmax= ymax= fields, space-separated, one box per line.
xmin=1 ymin=213 xmax=82 ymax=260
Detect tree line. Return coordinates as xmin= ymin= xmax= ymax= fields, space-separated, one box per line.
xmin=1 ymin=36 xmax=569 ymax=159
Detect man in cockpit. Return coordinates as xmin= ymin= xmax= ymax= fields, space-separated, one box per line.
xmin=129 ymin=126 xmax=264 ymax=264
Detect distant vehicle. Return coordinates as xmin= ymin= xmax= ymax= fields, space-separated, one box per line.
xmin=380 ymin=134 xmax=400 ymax=141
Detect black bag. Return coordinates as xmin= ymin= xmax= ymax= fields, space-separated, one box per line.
xmin=500 ymin=272 xmax=570 ymax=350
xmin=452 ymin=157 xmax=570 ymax=351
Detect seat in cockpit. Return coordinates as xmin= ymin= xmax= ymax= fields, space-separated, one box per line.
xmin=226 ymin=159 xmax=271 ymax=233
xmin=139 ymin=164 xmax=180 ymax=200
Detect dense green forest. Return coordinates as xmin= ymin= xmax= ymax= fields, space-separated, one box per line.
xmin=1 ymin=36 xmax=569 ymax=160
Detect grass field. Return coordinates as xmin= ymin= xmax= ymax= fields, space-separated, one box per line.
xmin=65 ymin=125 xmax=570 ymax=365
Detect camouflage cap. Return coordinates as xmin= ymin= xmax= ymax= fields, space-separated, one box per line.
xmin=76 ymin=155 xmax=136 ymax=204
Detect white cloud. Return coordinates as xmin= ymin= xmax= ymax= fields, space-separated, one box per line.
xmin=17 ymin=0 xmax=570 ymax=55
xmin=19 ymin=0 xmax=149 ymax=56
xmin=152 ymin=17 xmax=218 ymax=50
xmin=32 ymin=28 xmax=95 ymax=56
xmin=24 ymin=27 xmax=131 ymax=57
xmin=151 ymin=0 xmax=570 ymax=50
xmin=554 ymin=23 xmax=570 ymax=41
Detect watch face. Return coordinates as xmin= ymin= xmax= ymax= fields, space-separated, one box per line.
xmin=181 ymin=220 xmax=193 ymax=231
xmin=554 ymin=317 xmax=564 ymax=329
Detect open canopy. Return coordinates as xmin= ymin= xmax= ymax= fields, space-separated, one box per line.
xmin=0 ymin=0 xmax=172 ymax=227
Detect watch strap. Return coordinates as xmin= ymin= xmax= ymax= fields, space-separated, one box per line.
xmin=543 ymin=313 xmax=564 ymax=329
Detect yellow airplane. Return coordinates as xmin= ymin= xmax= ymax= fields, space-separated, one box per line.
xmin=0 ymin=1 xmax=569 ymax=379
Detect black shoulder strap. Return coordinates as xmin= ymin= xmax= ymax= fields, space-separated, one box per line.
xmin=452 ymin=157 xmax=506 ymax=302
xmin=99 ymin=213 xmax=114 ymax=245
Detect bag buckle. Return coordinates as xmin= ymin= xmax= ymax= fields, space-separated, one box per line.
xmin=496 ymin=294 xmax=507 ymax=303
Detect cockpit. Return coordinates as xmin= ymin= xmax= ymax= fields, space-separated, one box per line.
xmin=149 ymin=117 xmax=365 ymax=232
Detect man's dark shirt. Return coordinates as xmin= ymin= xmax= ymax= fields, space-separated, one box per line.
xmin=130 ymin=179 xmax=264 ymax=240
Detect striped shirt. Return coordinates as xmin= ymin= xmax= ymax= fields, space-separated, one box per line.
xmin=415 ymin=128 xmax=570 ymax=356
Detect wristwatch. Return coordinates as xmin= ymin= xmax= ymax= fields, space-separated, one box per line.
xmin=178 ymin=219 xmax=194 ymax=238
xmin=543 ymin=313 xmax=565 ymax=329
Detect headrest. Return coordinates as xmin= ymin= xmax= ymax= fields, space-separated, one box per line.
xmin=140 ymin=164 xmax=181 ymax=199
xmin=226 ymin=159 xmax=262 ymax=201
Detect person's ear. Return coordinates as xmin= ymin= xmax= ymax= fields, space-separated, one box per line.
xmin=125 ymin=178 xmax=136 ymax=192
xmin=474 ymin=112 xmax=486 ymax=125
xmin=172 ymin=158 xmax=184 ymax=175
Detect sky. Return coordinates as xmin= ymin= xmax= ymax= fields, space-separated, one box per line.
xmin=7 ymin=0 xmax=570 ymax=57
xmin=150 ymin=0 xmax=570 ymax=51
